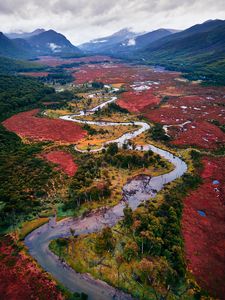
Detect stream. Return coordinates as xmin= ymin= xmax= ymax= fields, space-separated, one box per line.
xmin=25 ymin=93 xmax=187 ymax=300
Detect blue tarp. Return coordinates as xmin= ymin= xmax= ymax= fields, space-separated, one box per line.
xmin=212 ymin=180 xmax=219 ymax=185
xmin=197 ymin=210 xmax=206 ymax=217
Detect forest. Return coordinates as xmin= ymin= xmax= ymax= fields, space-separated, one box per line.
xmin=0 ymin=75 xmax=60 ymax=231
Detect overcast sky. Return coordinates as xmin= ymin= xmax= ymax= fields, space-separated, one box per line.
xmin=0 ymin=0 xmax=225 ymax=45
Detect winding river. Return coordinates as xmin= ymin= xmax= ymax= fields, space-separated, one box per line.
xmin=25 ymin=92 xmax=187 ymax=300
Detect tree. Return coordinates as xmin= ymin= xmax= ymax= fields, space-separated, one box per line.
xmin=106 ymin=143 xmax=118 ymax=156
xmin=92 ymin=81 xmax=104 ymax=89
xmin=149 ymin=123 xmax=170 ymax=142
xmin=123 ymin=241 xmax=138 ymax=262
xmin=137 ymin=257 xmax=174 ymax=300
xmin=115 ymin=254 xmax=124 ymax=286
xmin=95 ymin=226 xmax=115 ymax=254
xmin=123 ymin=204 xmax=133 ymax=229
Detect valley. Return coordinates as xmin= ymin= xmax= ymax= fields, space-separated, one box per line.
xmin=0 ymin=18 xmax=225 ymax=300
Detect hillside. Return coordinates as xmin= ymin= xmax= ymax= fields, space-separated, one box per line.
xmin=0 ymin=32 xmax=28 ymax=58
xmin=27 ymin=29 xmax=81 ymax=55
xmin=79 ymin=27 xmax=178 ymax=56
xmin=6 ymin=29 xmax=45 ymax=39
xmin=0 ymin=29 xmax=82 ymax=58
xmin=79 ymin=28 xmax=138 ymax=53
xmin=136 ymin=20 xmax=225 ymax=84
xmin=0 ymin=56 xmax=45 ymax=74
xmin=131 ymin=29 xmax=175 ymax=50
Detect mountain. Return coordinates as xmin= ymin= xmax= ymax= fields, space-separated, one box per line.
xmin=1 ymin=29 xmax=81 ymax=58
xmin=79 ymin=28 xmax=178 ymax=55
xmin=27 ymin=29 xmax=81 ymax=55
xmin=6 ymin=29 xmax=45 ymax=40
xmin=114 ymin=28 xmax=176 ymax=55
xmin=13 ymin=38 xmax=34 ymax=53
xmin=79 ymin=28 xmax=138 ymax=53
xmin=131 ymin=29 xmax=176 ymax=49
xmin=136 ymin=19 xmax=225 ymax=83
xmin=0 ymin=32 xmax=28 ymax=58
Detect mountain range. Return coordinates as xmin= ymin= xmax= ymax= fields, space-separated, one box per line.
xmin=79 ymin=28 xmax=179 ymax=55
xmin=79 ymin=20 xmax=225 ymax=83
xmin=79 ymin=28 xmax=139 ymax=53
xmin=0 ymin=29 xmax=81 ymax=58
xmin=136 ymin=19 xmax=225 ymax=82
xmin=1 ymin=19 xmax=225 ymax=83
xmin=5 ymin=29 xmax=45 ymax=40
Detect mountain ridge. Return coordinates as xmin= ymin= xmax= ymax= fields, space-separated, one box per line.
xmin=0 ymin=29 xmax=81 ymax=58
xmin=6 ymin=29 xmax=46 ymax=39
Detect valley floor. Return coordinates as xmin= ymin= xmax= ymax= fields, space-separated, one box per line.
xmin=1 ymin=55 xmax=225 ymax=299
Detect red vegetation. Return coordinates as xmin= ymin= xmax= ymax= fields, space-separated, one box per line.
xmin=145 ymin=94 xmax=225 ymax=126
xmin=0 ymin=236 xmax=63 ymax=300
xmin=41 ymin=150 xmax=78 ymax=176
xmin=182 ymin=157 xmax=225 ymax=298
xmin=3 ymin=109 xmax=86 ymax=143
xmin=74 ymin=64 xmax=156 ymax=84
xmin=172 ymin=121 xmax=225 ymax=149
xmin=117 ymin=90 xmax=160 ymax=113
xmin=37 ymin=55 xmax=117 ymax=67
xmin=19 ymin=72 xmax=49 ymax=77
xmin=145 ymin=88 xmax=225 ymax=150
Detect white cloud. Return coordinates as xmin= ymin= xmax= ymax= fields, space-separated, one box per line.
xmin=48 ymin=43 xmax=62 ymax=52
xmin=127 ymin=38 xmax=136 ymax=46
xmin=0 ymin=0 xmax=224 ymax=45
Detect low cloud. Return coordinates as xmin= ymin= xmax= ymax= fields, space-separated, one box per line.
xmin=0 ymin=0 xmax=224 ymax=44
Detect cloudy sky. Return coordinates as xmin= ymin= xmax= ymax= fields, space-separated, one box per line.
xmin=0 ymin=0 xmax=225 ymax=45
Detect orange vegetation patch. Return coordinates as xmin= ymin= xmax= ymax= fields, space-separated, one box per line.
xmin=3 ymin=109 xmax=86 ymax=143
xmin=37 ymin=55 xmax=117 ymax=67
xmin=74 ymin=63 xmax=155 ymax=84
xmin=0 ymin=236 xmax=63 ymax=300
xmin=117 ymin=90 xmax=160 ymax=113
xmin=19 ymin=72 xmax=49 ymax=77
xmin=41 ymin=150 xmax=78 ymax=176
xmin=172 ymin=121 xmax=225 ymax=149
xmin=182 ymin=157 xmax=225 ymax=299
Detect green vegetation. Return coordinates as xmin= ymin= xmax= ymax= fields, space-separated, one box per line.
xmin=82 ymin=123 xmax=108 ymax=136
xmin=105 ymin=148 xmax=167 ymax=169
xmin=0 ymin=56 xmax=45 ymax=75
xmin=56 ymin=283 xmax=88 ymax=300
xmin=64 ymin=147 xmax=170 ymax=211
xmin=94 ymin=102 xmax=129 ymax=117
xmin=91 ymin=81 xmax=104 ymax=89
xmin=0 ymin=75 xmax=54 ymax=120
xmin=51 ymin=171 xmax=203 ymax=299
xmin=210 ymin=119 xmax=225 ymax=133
xmin=0 ymin=74 xmax=65 ymax=231
xmin=18 ymin=217 xmax=49 ymax=240
xmin=107 ymin=102 xmax=129 ymax=114
xmin=131 ymin=21 xmax=225 ymax=85
xmin=41 ymin=71 xmax=74 ymax=85
xmin=0 ymin=126 xmax=57 ymax=230
xmin=148 ymin=123 xmax=171 ymax=142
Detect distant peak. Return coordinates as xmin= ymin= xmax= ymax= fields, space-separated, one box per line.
xmin=32 ymin=28 xmax=45 ymax=34
xmin=203 ymin=19 xmax=221 ymax=24
xmin=45 ymin=29 xmax=56 ymax=33
xmin=112 ymin=27 xmax=134 ymax=36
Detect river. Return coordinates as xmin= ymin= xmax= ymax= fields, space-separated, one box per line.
xmin=25 ymin=92 xmax=187 ymax=300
